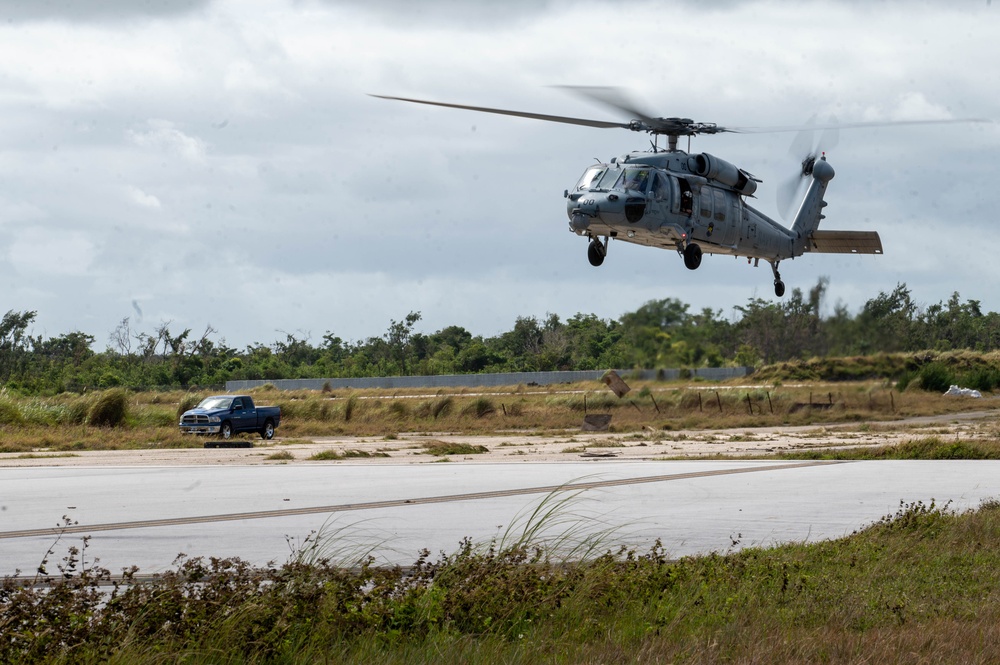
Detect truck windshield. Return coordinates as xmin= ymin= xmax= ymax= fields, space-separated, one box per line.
xmin=197 ymin=397 xmax=233 ymax=410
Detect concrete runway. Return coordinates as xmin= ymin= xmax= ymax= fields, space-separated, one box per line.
xmin=3 ymin=460 xmax=1000 ymax=576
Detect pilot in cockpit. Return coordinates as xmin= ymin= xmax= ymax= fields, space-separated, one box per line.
xmin=622 ymin=169 xmax=649 ymax=192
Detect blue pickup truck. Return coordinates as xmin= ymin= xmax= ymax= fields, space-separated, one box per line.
xmin=178 ymin=395 xmax=281 ymax=447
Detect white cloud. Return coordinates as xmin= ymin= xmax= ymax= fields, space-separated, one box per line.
xmin=126 ymin=185 xmax=162 ymax=209
xmin=127 ymin=119 xmax=208 ymax=163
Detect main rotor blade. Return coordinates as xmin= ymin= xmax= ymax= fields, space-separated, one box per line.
xmin=369 ymin=94 xmax=631 ymax=130
xmin=552 ymin=85 xmax=660 ymax=126
xmin=731 ymin=117 xmax=992 ymax=134
xmin=553 ymin=85 xmax=731 ymax=135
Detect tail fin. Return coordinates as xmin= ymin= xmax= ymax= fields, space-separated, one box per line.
xmin=790 ymin=155 xmax=835 ymax=253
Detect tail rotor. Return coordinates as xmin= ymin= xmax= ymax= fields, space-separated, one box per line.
xmin=777 ymin=115 xmax=839 ymax=221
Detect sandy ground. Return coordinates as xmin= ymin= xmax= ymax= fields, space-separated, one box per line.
xmin=1 ymin=409 xmax=996 ymax=468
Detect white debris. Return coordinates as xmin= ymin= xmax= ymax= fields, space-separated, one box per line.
xmin=944 ymin=385 xmax=982 ymax=398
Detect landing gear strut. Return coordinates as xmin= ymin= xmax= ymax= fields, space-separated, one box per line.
xmin=682 ymin=243 xmax=702 ymax=270
xmin=769 ymin=261 xmax=785 ymax=298
xmin=587 ymin=237 xmax=607 ymax=267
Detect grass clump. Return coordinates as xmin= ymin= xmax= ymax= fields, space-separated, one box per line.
xmin=309 ymin=449 xmax=388 ymax=461
xmin=778 ymin=436 xmax=1000 ymax=461
xmin=421 ymin=440 xmax=489 ymax=456
xmin=266 ymin=450 xmax=294 ymax=461
xmin=461 ymin=396 xmax=496 ymax=418
xmin=87 ymin=389 xmax=129 ymax=427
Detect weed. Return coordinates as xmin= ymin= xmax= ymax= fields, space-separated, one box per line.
xmin=462 ymin=396 xmax=497 ymax=418
xmin=431 ymin=396 xmax=453 ymax=419
xmin=421 ymin=440 xmax=488 ymax=456
xmin=343 ymin=395 xmax=358 ymax=422
xmin=309 ymin=449 xmax=343 ymax=460
xmin=88 ymin=389 xmax=129 ymax=427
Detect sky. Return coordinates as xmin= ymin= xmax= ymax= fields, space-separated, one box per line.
xmin=0 ymin=0 xmax=998 ymax=351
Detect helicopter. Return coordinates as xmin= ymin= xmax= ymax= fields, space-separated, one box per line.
xmin=372 ymin=88 xmax=980 ymax=297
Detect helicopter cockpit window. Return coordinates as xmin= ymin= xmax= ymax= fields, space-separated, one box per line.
xmin=615 ymin=168 xmax=650 ymax=193
xmin=575 ymin=166 xmax=606 ymax=191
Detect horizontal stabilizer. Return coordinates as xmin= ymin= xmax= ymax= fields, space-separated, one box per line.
xmin=806 ymin=230 xmax=883 ymax=255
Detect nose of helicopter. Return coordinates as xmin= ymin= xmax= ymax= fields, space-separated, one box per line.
xmin=568 ymin=191 xmax=643 ymax=231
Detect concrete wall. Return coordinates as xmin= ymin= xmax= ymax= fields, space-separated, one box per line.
xmin=225 ymin=367 xmax=751 ymax=392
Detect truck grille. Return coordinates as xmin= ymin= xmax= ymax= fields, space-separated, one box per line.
xmin=182 ymin=414 xmax=210 ymax=425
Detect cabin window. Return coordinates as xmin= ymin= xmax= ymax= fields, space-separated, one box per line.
xmin=713 ymin=190 xmax=727 ymax=222
xmin=651 ymin=173 xmax=670 ymax=201
xmin=677 ymin=177 xmax=693 ymax=215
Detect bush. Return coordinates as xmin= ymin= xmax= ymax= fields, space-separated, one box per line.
xmin=0 ymin=399 xmax=23 ymax=425
xmin=918 ymin=362 xmax=953 ymax=393
xmin=88 ymin=389 xmax=130 ymax=427
xmin=963 ymin=367 xmax=1000 ymax=393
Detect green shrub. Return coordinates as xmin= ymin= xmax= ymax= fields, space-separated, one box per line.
xmin=918 ymin=362 xmax=953 ymax=393
xmin=88 ymin=389 xmax=130 ymax=427
xmin=963 ymin=367 xmax=1000 ymax=393
xmin=0 ymin=399 xmax=23 ymax=425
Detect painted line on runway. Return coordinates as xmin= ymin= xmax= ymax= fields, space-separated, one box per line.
xmin=0 ymin=461 xmax=839 ymax=539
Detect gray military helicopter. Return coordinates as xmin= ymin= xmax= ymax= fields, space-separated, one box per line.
xmin=373 ymin=88 xmax=977 ymax=297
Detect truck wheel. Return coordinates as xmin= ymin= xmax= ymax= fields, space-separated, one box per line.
xmin=260 ymin=420 xmax=275 ymax=440
xmin=220 ymin=422 xmax=233 ymax=440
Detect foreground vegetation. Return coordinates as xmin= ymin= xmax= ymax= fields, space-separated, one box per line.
xmin=3 ymin=282 xmax=1000 ymax=392
xmin=4 ymin=499 xmax=1000 ymax=663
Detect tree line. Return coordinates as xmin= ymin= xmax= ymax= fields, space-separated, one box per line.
xmin=2 ymin=280 xmax=999 ymax=394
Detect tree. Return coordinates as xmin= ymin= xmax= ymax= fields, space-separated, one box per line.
xmin=385 ymin=312 xmax=422 ymax=374
xmin=0 ymin=310 xmax=37 ymax=382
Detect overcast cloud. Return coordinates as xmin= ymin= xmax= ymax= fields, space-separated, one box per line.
xmin=0 ymin=0 xmax=997 ymax=350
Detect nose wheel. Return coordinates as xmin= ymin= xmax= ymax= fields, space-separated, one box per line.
xmin=769 ymin=261 xmax=785 ymax=297
xmin=587 ymin=238 xmax=607 ymax=267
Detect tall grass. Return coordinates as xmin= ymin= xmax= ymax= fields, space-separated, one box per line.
xmin=0 ymin=381 xmax=995 ymax=453
xmin=5 ymin=499 xmax=1000 ymax=663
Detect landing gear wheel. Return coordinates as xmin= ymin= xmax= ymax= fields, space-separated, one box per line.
xmin=683 ymin=243 xmax=702 ymax=270
xmin=774 ymin=280 xmax=785 ymax=298
xmin=260 ymin=421 xmax=275 ymax=440
xmin=587 ymin=240 xmax=605 ymax=267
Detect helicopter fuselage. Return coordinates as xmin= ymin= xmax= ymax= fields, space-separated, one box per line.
xmin=562 ymin=148 xmax=866 ymax=297
xmin=568 ymin=150 xmax=803 ymax=263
